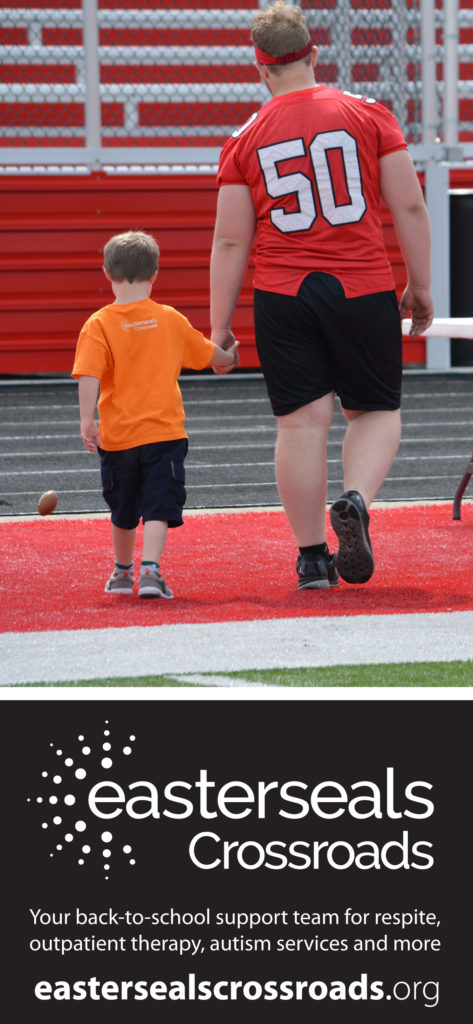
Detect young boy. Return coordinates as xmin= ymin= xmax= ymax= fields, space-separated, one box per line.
xmin=72 ymin=230 xmax=239 ymax=598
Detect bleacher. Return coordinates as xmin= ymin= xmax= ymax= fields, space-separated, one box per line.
xmin=2 ymin=0 xmax=473 ymax=150
xmin=0 ymin=0 xmax=262 ymax=152
xmin=1 ymin=1 xmax=473 ymax=373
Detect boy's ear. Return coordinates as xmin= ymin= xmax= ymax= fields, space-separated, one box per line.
xmin=102 ymin=267 xmax=112 ymax=282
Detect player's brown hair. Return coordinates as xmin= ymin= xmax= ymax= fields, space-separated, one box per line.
xmin=251 ymin=1 xmax=311 ymax=69
xmin=103 ymin=230 xmax=160 ymax=283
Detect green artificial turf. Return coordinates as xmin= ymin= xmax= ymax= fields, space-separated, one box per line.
xmin=16 ymin=660 xmax=473 ymax=687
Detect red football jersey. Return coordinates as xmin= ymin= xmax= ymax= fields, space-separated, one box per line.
xmin=217 ymin=86 xmax=407 ymax=298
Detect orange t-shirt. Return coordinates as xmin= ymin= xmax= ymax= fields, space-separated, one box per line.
xmin=72 ymin=298 xmax=215 ymax=451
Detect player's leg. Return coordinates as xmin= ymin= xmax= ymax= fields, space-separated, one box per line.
xmin=254 ymin=284 xmax=338 ymax=590
xmin=328 ymin=408 xmax=401 ymax=586
xmin=275 ymin=392 xmax=334 ymax=546
xmin=341 ymin=407 xmax=401 ymax=508
xmin=276 ymin=395 xmax=339 ymax=590
xmin=326 ymin=287 xmax=402 ymax=584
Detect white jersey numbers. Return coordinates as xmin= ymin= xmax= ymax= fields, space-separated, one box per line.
xmin=258 ymin=138 xmax=316 ymax=232
xmin=257 ymin=130 xmax=367 ymax=234
xmin=310 ymin=130 xmax=367 ymax=226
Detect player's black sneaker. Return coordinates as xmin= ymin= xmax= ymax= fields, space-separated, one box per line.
xmin=296 ymin=550 xmax=339 ymax=590
xmin=329 ymin=489 xmax=374 ymax=584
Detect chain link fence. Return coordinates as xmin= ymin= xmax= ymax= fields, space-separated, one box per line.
xmin=0 ymin=0 xmax=471 ymax=169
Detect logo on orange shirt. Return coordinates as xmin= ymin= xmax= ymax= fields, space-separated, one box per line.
xmin=121 ymin=318 xmax=158 ymax=332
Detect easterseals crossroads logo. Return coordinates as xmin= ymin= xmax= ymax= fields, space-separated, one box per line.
xmin=29 ymin=730 xmax=436 ymax=878
xmin=28 ymin=720 xmax=138 ymax=881
xmin=121 ymin=317 xmax=158 ymax=332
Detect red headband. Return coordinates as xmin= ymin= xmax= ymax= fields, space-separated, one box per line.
xmin=254 ymin=41 xmax=313 ymax=66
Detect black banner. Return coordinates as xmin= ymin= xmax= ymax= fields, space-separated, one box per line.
xmin=2 ymin=699 xmax=469 ymax=1021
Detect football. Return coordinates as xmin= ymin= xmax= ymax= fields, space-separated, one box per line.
xmin=38 ymin=490 xmax=58 ymax=516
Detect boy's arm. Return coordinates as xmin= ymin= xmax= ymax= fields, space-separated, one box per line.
xmin=379 ymin=149 xmax=434 ymax=337
xmin=78 ymin=375 xmax=102 ymax=451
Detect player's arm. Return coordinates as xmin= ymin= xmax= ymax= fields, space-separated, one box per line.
xmin=379 ymin=149 xmax=434 ymax=337
xmin=78 ymin=374 xmax=102 ymax=452
xmin=210 ymin=184 xmax=256 ymax=351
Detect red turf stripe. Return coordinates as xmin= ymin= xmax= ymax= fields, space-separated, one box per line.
xmin=2 ymin=506 xmax=473 ymax=634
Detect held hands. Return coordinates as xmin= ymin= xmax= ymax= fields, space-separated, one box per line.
xmin=223 ymin=338 xmax=240 ymax=372
xmin=212 ymin=328 xmax=241 ymax=375
xmin=399 ymin=286 xmax=434 ymax=337
xmin=80 ymin=417 xmax=102 ymax=452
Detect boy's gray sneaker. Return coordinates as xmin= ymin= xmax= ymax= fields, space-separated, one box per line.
xmin=329 ymin=489 xmax=374 ymax=584
xmin=104 ymin=570 xmax=135 ymax=594
xmin=138 ymin=567 xmax=173 ymax=599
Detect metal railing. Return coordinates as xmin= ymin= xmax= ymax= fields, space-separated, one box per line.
xmin=0 ymin=0 xmax=471 ymax=172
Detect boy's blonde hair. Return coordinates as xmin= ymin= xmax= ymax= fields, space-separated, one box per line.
xmin=251 ymin=1 xmax=311 ymax=70
xmin=103 ymin=230 xmax=160 ymax=283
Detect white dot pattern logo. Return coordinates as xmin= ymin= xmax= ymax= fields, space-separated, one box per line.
xmin=29 ymin=720 xmax=138 ymax=881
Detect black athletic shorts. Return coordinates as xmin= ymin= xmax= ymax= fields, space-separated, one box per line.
xmin=99 ymin=438 xmax=188 ymax=530
xmin=253 ymin=272 xmax=402 ymax=416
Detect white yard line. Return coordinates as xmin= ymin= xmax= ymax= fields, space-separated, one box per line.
xmin=2 ymin=611 xmax=473 ymax=685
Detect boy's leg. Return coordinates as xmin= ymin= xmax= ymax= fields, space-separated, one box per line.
xmin=103 ymin=525 xmax=136 ymax=594
xmin=112 ymin=525 xmax=136 ymax=566
xmin=100 ymin=447 xmax=140 ymax=594
xmin=142 ymin=519 xmax=168 ymax=564
xmin=139 ymin=520 xmax=172 ymax=598
xmin=137 ymin=440 xmax=188 ymax=599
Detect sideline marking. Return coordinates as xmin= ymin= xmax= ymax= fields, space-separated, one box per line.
xmin=2 ymin=611 xmax=473 ymax=685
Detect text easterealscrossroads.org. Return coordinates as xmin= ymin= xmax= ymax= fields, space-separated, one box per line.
xmin=34 ymin=974 xmax=440 ymax=1006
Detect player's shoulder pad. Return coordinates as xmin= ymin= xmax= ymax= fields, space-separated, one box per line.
xmin=232 ymin=111 xmax=259 ymax=139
